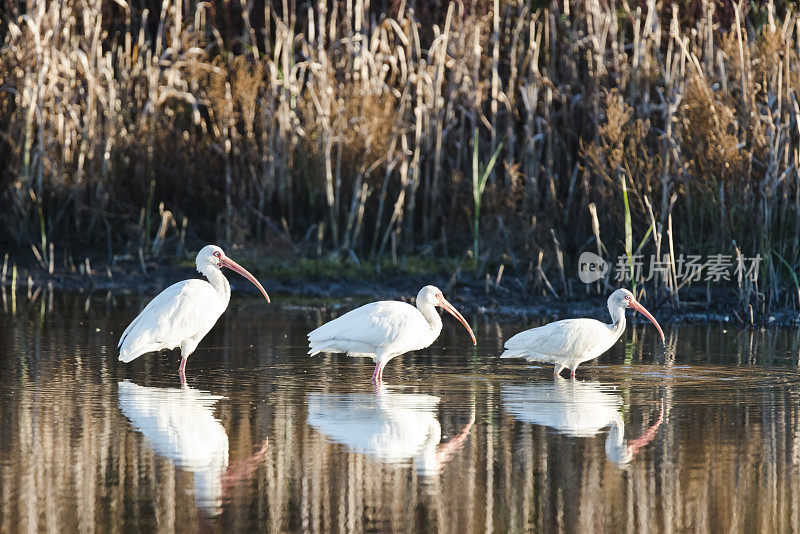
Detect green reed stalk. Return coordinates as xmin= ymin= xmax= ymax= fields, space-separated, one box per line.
xmin=471 ymin=128 xmax=503 ymax=266
xmin=621 ymin=173 xmax=634 ymax=291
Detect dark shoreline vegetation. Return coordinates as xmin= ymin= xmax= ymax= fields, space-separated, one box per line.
xmin=1 ymin=252 xmax=796 ymax=326
xmin=2 ymin=1 xmax=800 ymax=322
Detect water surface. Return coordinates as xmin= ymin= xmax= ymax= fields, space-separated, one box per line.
xmin=1 ymin=292 xmax=800 ymax=532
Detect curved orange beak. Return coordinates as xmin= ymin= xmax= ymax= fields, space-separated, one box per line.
xmin=221 ymin=256 xmax=271 ymax=303
xmin=438 ymin=297 xmax=477 ymax=345
xmin=629 ymin=299 xmax=664 ymax=344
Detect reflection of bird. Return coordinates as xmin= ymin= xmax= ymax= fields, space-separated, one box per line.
xmin=117 ymin=380 xmax=229 ymax=515
xmin=307 ymin=286 xmax=476 ymax=383
xmin=118 ymin=245 xmax=269 ymax=380
xmin=502 ymin=378 xmax=663 ymax=465
xmin=501 ymin=288 xmax=664 ymax=378
xmin=307 ymin=386 xmax=475 ymax=476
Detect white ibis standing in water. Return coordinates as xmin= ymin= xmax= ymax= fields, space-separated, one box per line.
xmin=501 ymin=288 xmax=664 ymax=379
xmin=118 ymin=245 xmax=270 ymax=379
xmin=307 ymin=285 xmax=476 ymax=383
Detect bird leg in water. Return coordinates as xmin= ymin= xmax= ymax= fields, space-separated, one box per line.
xmin=178 ymin=356 xmax=188 ymax=383
xmin=553 ymin=364 xmax=565 ymax=378
xmin=371 ymin=359 xmax=389 ymax=383
xmin=371 ymin=352 xmax=387 ymax=383
xmin=371 ymin=362 xmax=384 ymax=383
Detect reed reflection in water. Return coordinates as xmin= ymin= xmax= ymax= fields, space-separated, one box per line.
xmin=0 ymin=293 xmax=800 ymax=531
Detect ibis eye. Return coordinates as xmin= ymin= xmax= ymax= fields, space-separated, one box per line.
xmin=436 ymin=293 xmax=442 ymax=299
xmin=213 ymin=251 xmax=221 ymax=258
xmin=625 ymin=295 xmax=631 ymax=300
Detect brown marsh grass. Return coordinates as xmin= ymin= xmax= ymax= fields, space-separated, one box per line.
xmin=1 ymin=0 xmax=800 ymax=312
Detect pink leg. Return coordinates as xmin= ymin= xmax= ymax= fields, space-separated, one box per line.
xmin=371 ymin=361 xmax=386 ymax=384
xmin=570 ymin=367 xmax=576 ymax=379
xmin=178 ymin=356 xmax=188 ymax=385
xmin=371 ymin=363 xmax=380 ymax=383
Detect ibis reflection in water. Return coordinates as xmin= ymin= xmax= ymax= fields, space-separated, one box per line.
xmin=306 ymin=386 xmax=475 ymax=476
xmin=502 ymin=378 xmax=663 ymax=465
xmin=118 ymin=381 xmax=229 ymax=514
xmin=117 ymin=381 xmax=269 ymax=515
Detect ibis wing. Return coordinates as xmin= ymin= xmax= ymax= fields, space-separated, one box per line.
xmin=118 ymin=279 xmax=221 ymax=362
xmin=307 ymin=301 xmax=422 ymax=356
xmin=501 ymin=319 xmax=611 ymax=363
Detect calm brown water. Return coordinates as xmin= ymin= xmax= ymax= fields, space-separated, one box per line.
xmin=2 ymin=291 xmax=800 ymax=532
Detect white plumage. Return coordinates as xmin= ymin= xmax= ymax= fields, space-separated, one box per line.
xmin=309 ymin=301 xmax=431 ymax=357
xmin=501 ymin=288 xmax=664 ymax=378
xmin=119 ymin=279 xmax=222 ymax=362
xmin=117 ymin=380 xmax=229 ymax=514
xmin=308 ymin=285 xmax=476 ymax=382
xmin=501 ymin=318 xmax=619 ymax=375
xmin=118 ymin=244 xmax=269 ymax=378
xmin=502 ymin=379 xmax=663 ymax=465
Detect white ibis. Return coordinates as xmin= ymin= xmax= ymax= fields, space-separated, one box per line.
xmin=501 ymin=288 xmax=664 ymax=378
xmin=502 ymin=379 xmax=664 ymax=465
xmin=118 ymin=245 xmax=270 ymax=379
xmin=118 ymin=380 xmax=229 ymax=514
xmin=307 ymin=285 xmax=476 ymax=383
xmin=307 ymin=386 xmax=475 ymax=476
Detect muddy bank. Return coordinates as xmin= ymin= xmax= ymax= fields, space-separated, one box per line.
xmin=1 ymin=251 xmax=796 ymax=327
